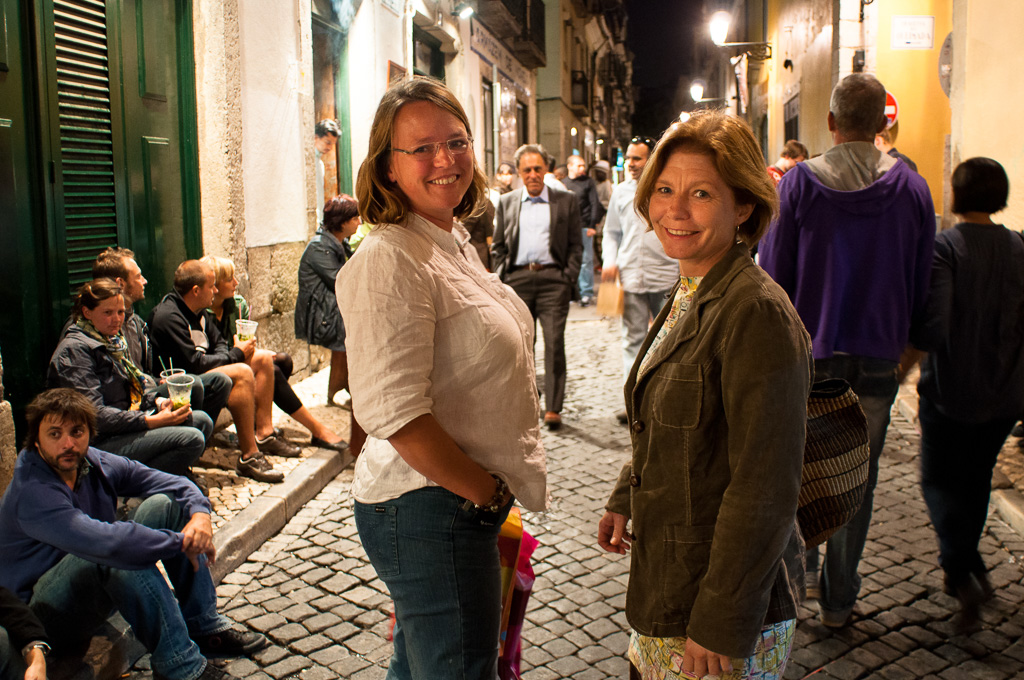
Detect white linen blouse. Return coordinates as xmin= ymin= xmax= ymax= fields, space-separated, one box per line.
xmin=336 ymin=213 xmax=548 ymax=511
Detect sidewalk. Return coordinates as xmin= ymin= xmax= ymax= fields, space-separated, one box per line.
xmin=113 ymin=303 xmax=1024 ymax=680
xmin=195 ymin=366 xmax=357 ymax=582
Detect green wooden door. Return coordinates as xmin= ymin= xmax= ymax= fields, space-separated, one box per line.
xmin=0 ymin=0 xmax=51 ymax=412
xmin=117 ymin=0 xmax=201 ymax=305
xmin=0 ymin=0 xmax=200 ymax=428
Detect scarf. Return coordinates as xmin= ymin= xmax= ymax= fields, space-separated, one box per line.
xmin=76 ymin=318 xmax=147 ymax=410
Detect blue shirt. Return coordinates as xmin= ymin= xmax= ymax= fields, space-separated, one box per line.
xmin=514 ymin=187 xmax=557 ymax=266
xmin=0 ymin=447 xmax=211 ymax=601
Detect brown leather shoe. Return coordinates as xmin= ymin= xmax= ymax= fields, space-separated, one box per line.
xmin=543 ymin=412 xmax=562 ymax=430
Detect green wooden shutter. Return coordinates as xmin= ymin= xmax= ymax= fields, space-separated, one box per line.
xmin=53 ymin=0 xmax=118 ymax=292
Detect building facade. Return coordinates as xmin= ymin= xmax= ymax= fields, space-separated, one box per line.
xmin=0 ymin=0 xmax=566 ymax=454
xmin=535 ymin=0 xmax=631 ymax=168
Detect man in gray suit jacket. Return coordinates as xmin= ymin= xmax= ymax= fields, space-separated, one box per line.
xmin=492 ymin=144 xmax=583 ymax=430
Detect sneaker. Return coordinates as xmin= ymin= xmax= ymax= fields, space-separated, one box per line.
xmin=256 ymin=434 xmax=301 ymax=458
xmin=236 ymin=454 xmax=284 ymax=483
xmin=196 ymin=628 xmax=270 ymax=658
xmin=310 ymin=436 xmax=350 ymax=453
xmin=579 ymin=296 xmax=593 ymax=307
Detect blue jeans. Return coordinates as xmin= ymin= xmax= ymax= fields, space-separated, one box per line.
xmin=919 ymin=396 xmax=1016 ymax=588
xmin=578 ymin=228 xmax=594 ymax=299
xmin=28 ymin=495 xmax=230 ymax=680
xmin=621 ymin=290 xmax=672 ymax=381
xmin=806 ymin=356 xmax=899 ymax=615
xmin=354 ymin=487 xmax=513 ymax=680
xmin=0 ymin=627 xmax=25 ymax=680
xmin=96 ymin=411 xmax=213 ymax=477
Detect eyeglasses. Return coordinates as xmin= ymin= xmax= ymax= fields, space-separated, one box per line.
xmin=391 ymin=137 xmax=473 ymax=161
xmin=630 ymin=136 xmax=657 ymax=149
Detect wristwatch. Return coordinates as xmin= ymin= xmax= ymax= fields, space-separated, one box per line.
xmin=22 ymin=641 xmax=50 ymax=658
xmin=459 ymin=474 xmax=511 ymax=518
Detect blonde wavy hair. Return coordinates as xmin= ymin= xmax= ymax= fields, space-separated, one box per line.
xmin=356 ymin=77 xmax=488 ymax=226
xmin=635 ymin=111 xmax=778 ymax=248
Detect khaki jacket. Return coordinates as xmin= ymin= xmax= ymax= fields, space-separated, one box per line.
xmin=606 ymin=242 xmax=813 ymax=658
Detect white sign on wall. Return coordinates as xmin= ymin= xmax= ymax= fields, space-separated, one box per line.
xmin=891 ymin=15 xmax=935 ymax=50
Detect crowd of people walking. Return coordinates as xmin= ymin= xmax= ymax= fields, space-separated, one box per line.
xmin=1 ymin=70 xmax=1021 ymax=680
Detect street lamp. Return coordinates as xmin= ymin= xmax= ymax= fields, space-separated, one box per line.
xmin=708 ymin=10 xmax=772 ymax=60
xmin=451 ymin=2 xmax=474 ymax=19
xmin=689 ymin=80 xmax=705 ymax=102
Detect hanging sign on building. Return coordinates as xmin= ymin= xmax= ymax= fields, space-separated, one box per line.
xmin=891 ymin=15 xmax=934 ymax=50
xmin=470 ymin=21 xmax=531 ymax=94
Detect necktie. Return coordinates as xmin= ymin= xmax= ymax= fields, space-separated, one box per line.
xmin=529 ymin=196 xmax=545 ymax=204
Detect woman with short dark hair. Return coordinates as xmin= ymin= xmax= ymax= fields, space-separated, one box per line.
xmin=296 ymin=194 xmax=361 ymax=409
xmin=911 ymin=157 xmax=1024 ymax=629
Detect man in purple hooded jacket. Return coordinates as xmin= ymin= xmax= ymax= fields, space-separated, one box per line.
xmin=759 ymin=73 xmax=935 ymax=628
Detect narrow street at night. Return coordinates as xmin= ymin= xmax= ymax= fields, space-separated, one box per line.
xmin=117 ymin=307 xmax=1024 ymax=680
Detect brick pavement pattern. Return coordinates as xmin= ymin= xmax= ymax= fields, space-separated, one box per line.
xmin=127 ymin=312 xmax=1024 ymax=680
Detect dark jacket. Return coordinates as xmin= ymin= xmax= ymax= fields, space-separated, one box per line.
xmin=490 ymin=186 xmax=583 ymax=288
xmin=563 ymin=174 xmax=605 ymax=229
xmin=606 ymin=243 xmax=813 ymax=657
xmin=0 ymin=447 xmax=210 ymax=601
xmin=0 ymin=585 xmax=48 ymax=647
xmin=912 ymin=222 xmax=1024 ymax=423
xmin=47 ymin=325 xmax=158 ymax=436
xmin=148 ymin=291 xmax=244 ymax=375
xmin=296 ymin=228 xmax=349 ymax=348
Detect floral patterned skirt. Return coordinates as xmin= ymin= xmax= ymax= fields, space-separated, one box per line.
xmin=627 ymin=619 xmax=795 ymax=680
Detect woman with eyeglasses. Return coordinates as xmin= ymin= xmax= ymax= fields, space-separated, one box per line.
xmin=335 ymin=77 xmax=547 ymax=679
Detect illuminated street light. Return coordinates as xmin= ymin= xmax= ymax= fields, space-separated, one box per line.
xmin=690 ymin=80 xmax=705 ymax=102
xmin=678 ymin=111 xmax=691 ymax=123
xmin=708 ymin=9 xmax=772 ymax=60
xmin=710 ymin=11 xmax=731 ymax=46
xmin=570 ymin=126 xmax=578 ymax=136
xmin=452 ymin=2 xmax=474 ymax=19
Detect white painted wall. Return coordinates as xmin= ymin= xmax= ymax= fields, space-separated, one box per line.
xmin=347 ymin=1 xmax=407 ymax=185
xmin=238 ymin=1 xmax=310 ymax=247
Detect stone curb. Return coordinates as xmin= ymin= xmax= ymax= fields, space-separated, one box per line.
xmin=211 ymin=447 xmax=354 ymax=583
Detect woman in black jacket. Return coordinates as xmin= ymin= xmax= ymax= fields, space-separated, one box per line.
xmin=296 ymin=194 xmax=361 ymax=407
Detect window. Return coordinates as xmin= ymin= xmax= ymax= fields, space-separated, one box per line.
xmin=516 ymin=100 xmax=528 ymax=148
xmin=784 ymin=95 xmax=799 ymax=144
xmin=482 ymin=78 xmax=494 ymax=175
xmin=413 ymin=27 xmax=444 ymax=80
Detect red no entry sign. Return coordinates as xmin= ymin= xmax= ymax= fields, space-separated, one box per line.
xmin=884 ymin=91 xmax=899 ymax=129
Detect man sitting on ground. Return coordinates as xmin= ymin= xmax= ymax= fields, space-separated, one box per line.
xmin=92 ymin=247 xmax=232 ymax=425
xmin=148 ymin=260 xmax=291 ymax=483
xmin=0 ymin=389 xmax=268 ymax=680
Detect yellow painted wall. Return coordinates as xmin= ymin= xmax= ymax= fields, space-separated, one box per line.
xmin=762 ymin=0 xmax=834 ymax=160
xmin=951 ymin=0 xmax=1024 ymax=231
xmin=874 ymin=0 xmax=952 ymax=209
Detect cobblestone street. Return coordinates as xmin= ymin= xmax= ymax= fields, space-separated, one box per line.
xmin=131 ymin=309 xmax=1024 ymax=679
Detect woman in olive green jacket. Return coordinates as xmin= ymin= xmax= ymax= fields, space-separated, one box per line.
xmin=598 ymin=112 xmax=813 ymax=680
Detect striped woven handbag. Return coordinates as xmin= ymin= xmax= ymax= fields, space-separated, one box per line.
xmin=799 ymin=378 xmax=871 ymax=548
